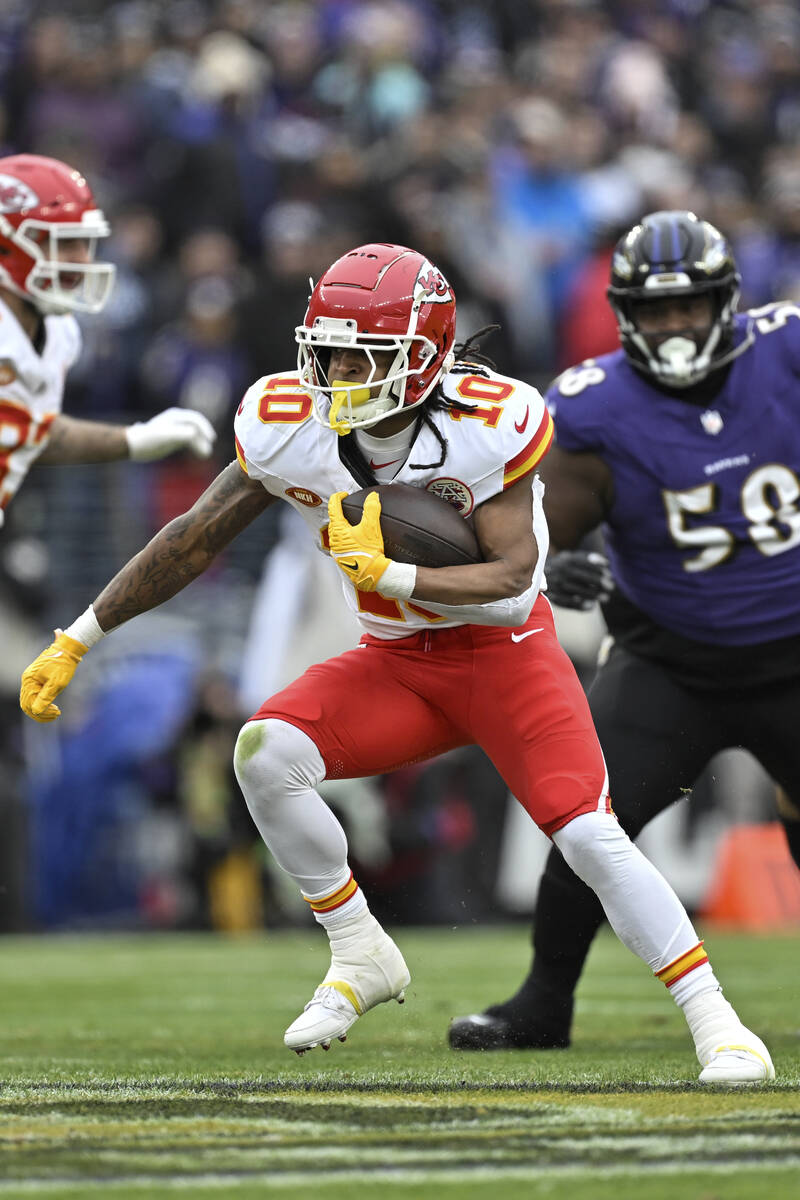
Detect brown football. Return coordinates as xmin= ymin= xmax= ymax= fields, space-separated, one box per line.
xmin=341 ymin=483 xmax=481 ymax=568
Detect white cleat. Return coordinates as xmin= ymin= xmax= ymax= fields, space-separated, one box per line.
xmin=699 ymin=1029 xmax=775 ymax=1085
xmin=686 ymin=990 xmax=775 ymax=1085
xmin=284 ymin=913 xmax=410 ymax=1054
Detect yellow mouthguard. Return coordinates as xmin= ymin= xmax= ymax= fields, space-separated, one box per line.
xmin=329 ymin=380 xmax=373 ymax=435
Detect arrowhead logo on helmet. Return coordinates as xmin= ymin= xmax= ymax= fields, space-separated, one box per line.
xmin=0 ymin=176 xmax=39 ymax=213
xmin=414 ymin=263 xmax=453 ymax=305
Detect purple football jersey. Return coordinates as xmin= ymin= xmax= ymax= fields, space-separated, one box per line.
xmin=547 ymin=304 xmax=800 ymax=645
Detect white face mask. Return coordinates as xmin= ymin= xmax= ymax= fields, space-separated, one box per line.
xmin=7 ymin=211 xmax=116 ymax=315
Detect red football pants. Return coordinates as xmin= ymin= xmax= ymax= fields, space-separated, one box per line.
xmin=251 ymin=594 xmax=608 ymax=836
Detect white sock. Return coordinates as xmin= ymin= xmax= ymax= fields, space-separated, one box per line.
xmin=303 ymin=871 xmax=368 ymax=929
xmin=658 ymin=950 xmax=716 ymax=1006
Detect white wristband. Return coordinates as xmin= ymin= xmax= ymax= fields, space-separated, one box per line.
xmin=377 ymin=560 xmax=416 ymax=601
xmin=64 ymin=605 xmax=106 ymax=648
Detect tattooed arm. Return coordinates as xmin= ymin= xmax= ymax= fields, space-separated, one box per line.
xmin=94 ymin=462 xmax=275 ymax=630
xmin=36 ymin=413 xmax=129 ymax=464
xmin=21 ymin=462 xmax=276 ymax=722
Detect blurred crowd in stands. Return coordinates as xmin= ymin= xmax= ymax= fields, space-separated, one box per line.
xmin=2 ymin=0 xmax=800 ymax=933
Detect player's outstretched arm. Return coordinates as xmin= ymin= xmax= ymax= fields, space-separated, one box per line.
xmin=92 ymin=462 xmax=273 ymax=627
xmin=20 ymin=463 xmax=274 ymax=723
xmin=35 ymin=408 xmax=216 ymax=465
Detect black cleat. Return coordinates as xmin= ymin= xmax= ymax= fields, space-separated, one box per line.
xmin=448 ymin=1008 xmax=571 ymax=1051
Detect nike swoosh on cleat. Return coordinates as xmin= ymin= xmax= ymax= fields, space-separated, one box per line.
xmin=514 ymin=408 xmax=529 ymax=434
xmin=510 ymin=628 xmax=544 ymax=642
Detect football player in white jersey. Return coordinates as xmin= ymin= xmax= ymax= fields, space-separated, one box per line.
xmin=0 ymin=153 xmax=215 ymax=528
xmin=20 ymin=243 xmax=773 ymax=1083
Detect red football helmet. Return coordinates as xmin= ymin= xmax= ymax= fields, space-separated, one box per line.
xmin=296 ymin=243 xmax=457 ymax=433
xmin=0 ymin=154 xmax=115 ymax=315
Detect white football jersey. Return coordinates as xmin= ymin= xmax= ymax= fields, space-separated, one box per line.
xmin=0 ymin=296 xmax=81 ymax=523
xmin=234 ymin=365 xmax=553 ymax=638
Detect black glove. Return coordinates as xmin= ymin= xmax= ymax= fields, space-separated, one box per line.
xmin=544 ymin=550 xmax=614 ymax=611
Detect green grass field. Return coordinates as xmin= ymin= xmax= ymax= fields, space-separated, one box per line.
xmin=0 ymin=925 xmax=797 ymax=1199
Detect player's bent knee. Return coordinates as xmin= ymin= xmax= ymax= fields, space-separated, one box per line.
xmin=233 ymin=720 xmax=268 ymax=775
xmin=551 ymin=811 xmax=635 ymax=891
xmin=233 ymin=717 xmax=326 ymax=801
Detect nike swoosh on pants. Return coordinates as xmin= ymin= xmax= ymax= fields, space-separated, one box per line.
xmin=510 ymin=627 xmax=544 ymax=642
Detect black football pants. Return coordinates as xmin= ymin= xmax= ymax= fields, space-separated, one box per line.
xmin=532 ymin=642 xmax=800 ymax=984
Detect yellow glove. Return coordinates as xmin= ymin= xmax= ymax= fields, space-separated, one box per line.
xmin=328 ymin=490 xmax=392 ymax=592
xmin=20 ymin=631 xmax=89 ymax=723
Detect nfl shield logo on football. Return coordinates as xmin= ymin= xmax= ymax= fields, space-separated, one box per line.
xmin=700 ymin=409 xmax=723 ymax=435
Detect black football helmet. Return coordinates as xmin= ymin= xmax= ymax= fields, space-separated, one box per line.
xmin=607 ymin=210 xmax=751 ymax=388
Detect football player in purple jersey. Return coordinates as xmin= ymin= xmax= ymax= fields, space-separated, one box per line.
xmin=450 ymin=209 xmax=800 ymax=1052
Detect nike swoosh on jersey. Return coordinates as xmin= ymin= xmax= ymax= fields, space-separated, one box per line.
xmin=369 ymin=457 xmax=401 ymax=470
xmin=510 ymin=627 xmax=544 ymax=642
xmin=514 ymin=408 xmax=530 ymax=434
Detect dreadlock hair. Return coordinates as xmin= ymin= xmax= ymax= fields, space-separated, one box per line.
xmin=408 ymin=324 xmax=501 ymax=471
xmin=450 ymin=324 xmax=501 ymax=374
